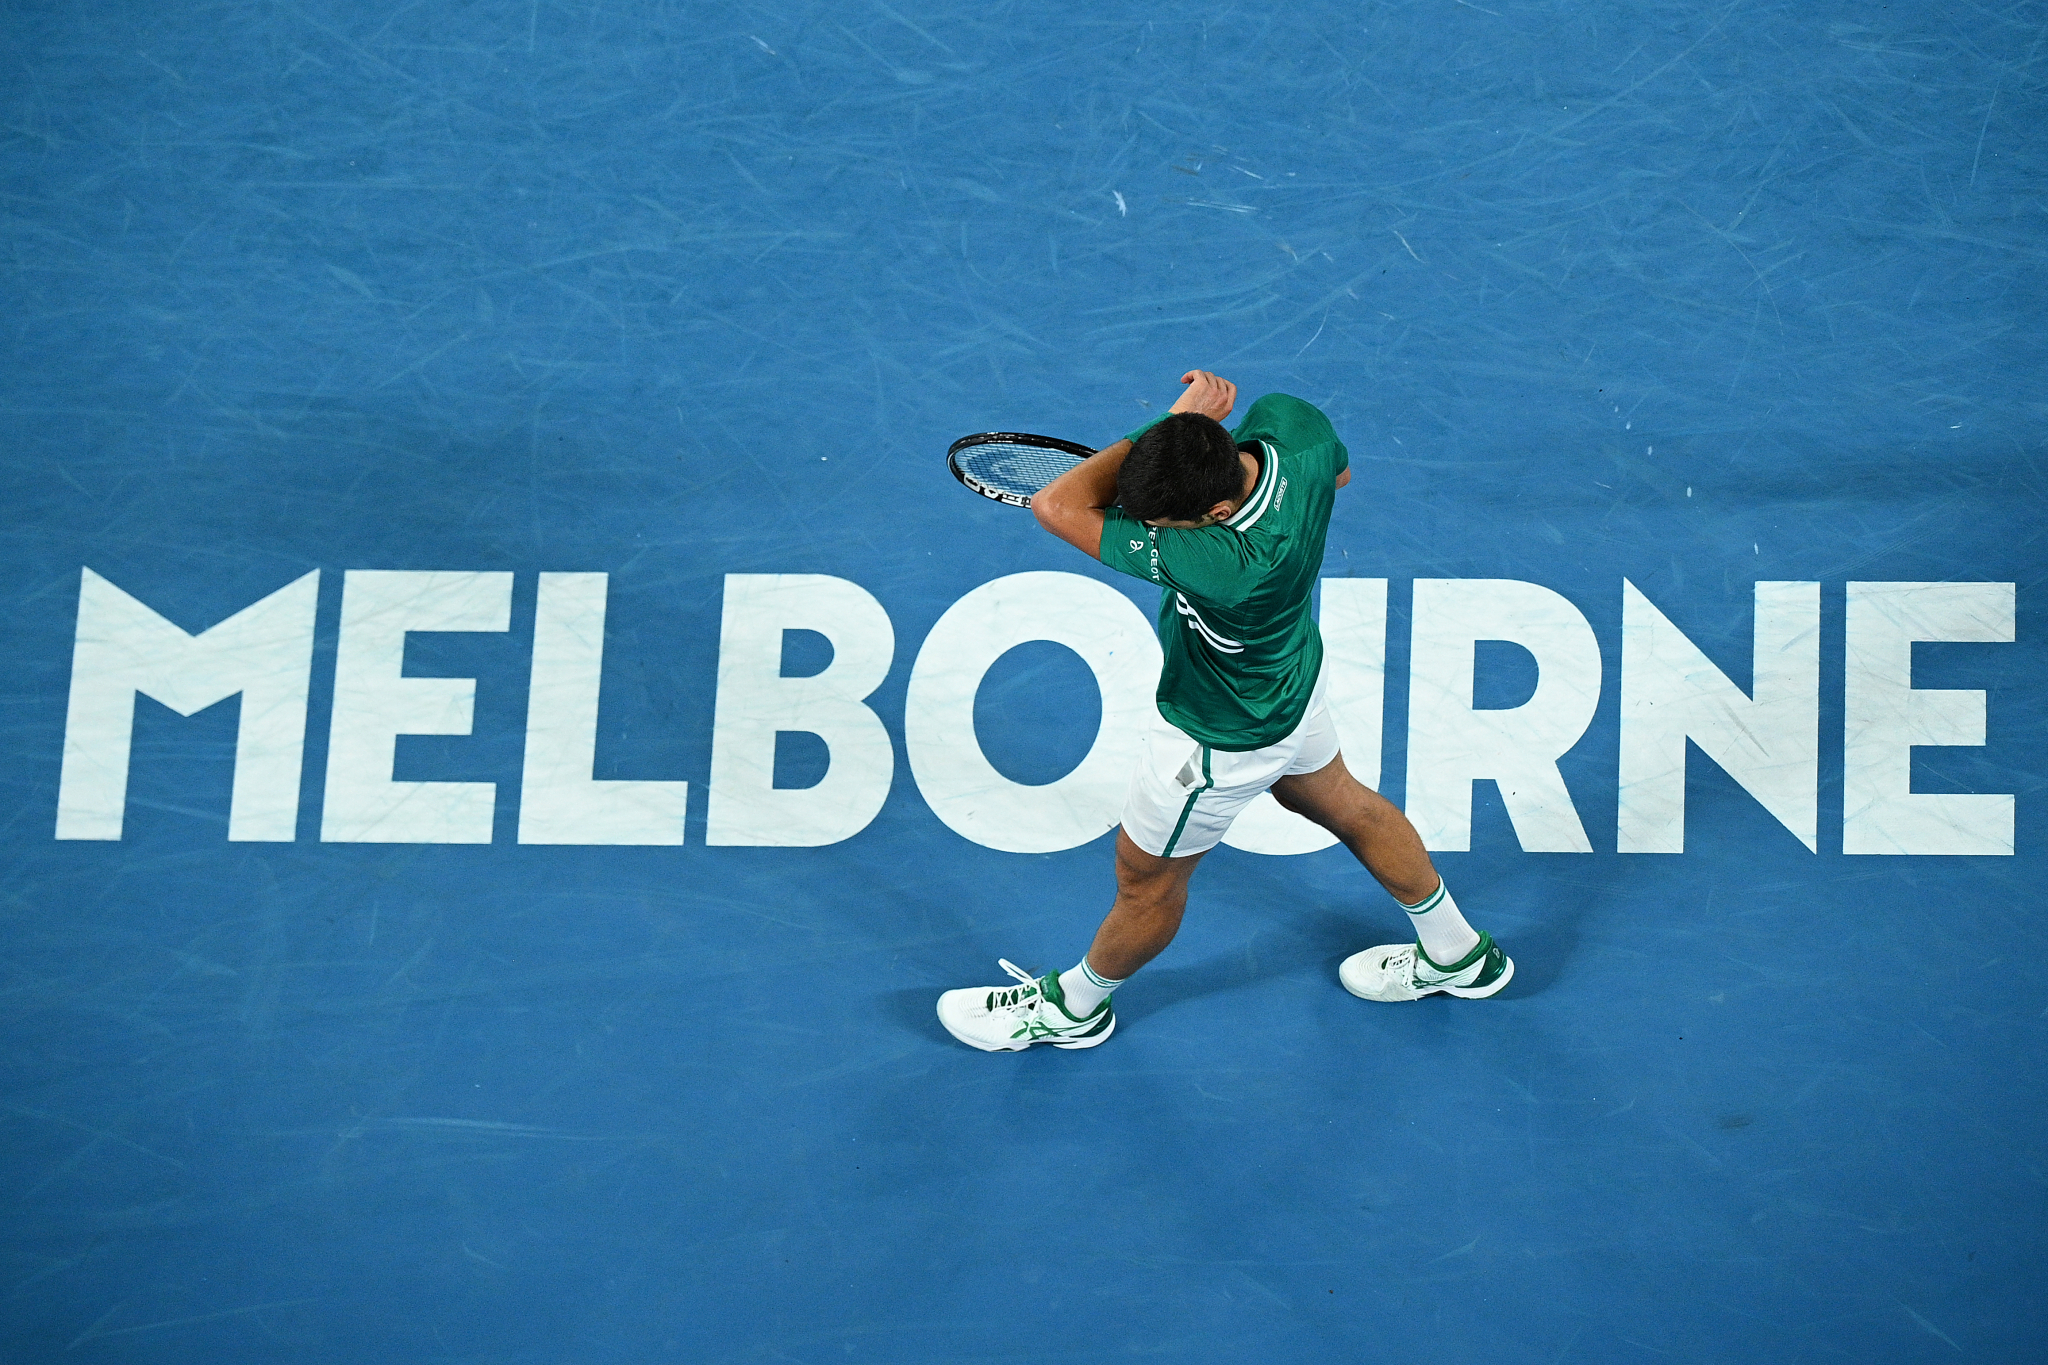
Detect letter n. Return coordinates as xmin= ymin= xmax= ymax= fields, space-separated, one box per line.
xmin=1617 ymin=580 xmax=1819 ymax=853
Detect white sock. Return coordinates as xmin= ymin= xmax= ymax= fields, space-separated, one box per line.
xmin=1056 ymin=958 xmax=1122 ymax=1017
xmin=1399 ymin=881 xmax=1482 ymax=967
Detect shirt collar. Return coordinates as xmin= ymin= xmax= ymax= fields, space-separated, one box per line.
xmin=1223 ymin=441 xmax=1278 ymax=530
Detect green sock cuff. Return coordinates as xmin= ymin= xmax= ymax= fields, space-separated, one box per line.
xmin=1398 ymin=882 xmax=1447 ymax=915
xmin=1079 ymin=958 xmax=1123 ymax=990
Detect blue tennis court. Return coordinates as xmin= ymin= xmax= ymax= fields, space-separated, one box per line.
xmin=3 ymin=2 xmax=2042 ymax=1360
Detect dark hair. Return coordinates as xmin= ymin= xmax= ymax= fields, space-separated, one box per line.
xmin=1116 ymin=413 xmax=1242 ymax=523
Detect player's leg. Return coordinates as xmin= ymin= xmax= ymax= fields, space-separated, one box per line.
xmin=932 ymin=832 xmax=1205 ymax=1054
xmin=1271 ymin=752 xmax=1514 ymax=1001
xmin=1039 ymin=829 xmax=1210 ymax=1023
xmin=1269 ymin=752 xmax=1437 ymax=904
xmin=1077 ymin=829 xmax=1208 ymax=981
xmin=935 ymin=722 xmax=1254 ymax=1051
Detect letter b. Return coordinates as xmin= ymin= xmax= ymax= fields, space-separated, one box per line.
xmin=706 ymin=575 xmax=896 ymax=846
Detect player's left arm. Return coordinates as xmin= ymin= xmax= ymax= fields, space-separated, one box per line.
xmin=1032 ymin=369 xmax=1238 ymax=557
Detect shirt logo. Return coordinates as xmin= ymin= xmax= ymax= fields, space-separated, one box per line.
xmin=1129 ymin=540 xmax=1142 ymax=552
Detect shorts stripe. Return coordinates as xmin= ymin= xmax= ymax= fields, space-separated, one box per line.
xmin=1159 ymin=747 xmax=1213 ymax=857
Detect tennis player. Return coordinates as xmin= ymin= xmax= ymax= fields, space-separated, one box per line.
xmin=937 ymin=370 xmax=1513 ymax=1051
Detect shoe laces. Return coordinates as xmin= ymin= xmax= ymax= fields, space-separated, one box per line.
xmin=983 ymin=959 xmax=1045 ymax=1014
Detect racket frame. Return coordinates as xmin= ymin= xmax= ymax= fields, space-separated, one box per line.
xmin=946 ymin=431 xmax=1098 ymax=508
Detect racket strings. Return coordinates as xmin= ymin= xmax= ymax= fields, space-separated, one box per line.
xmin=952 ymin=441 xmax=1082 ymax=499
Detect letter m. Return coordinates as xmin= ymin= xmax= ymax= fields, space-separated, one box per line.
xmin=56 ymin=568 xmax=320 ymax=841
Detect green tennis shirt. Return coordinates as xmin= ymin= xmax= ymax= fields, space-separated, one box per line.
xmin=1099 ymin=393 xmax=1349 ymax=752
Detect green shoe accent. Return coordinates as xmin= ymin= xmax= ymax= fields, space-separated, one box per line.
xmin=1417 ymin=931 xmax=1492 ymax=976
xmin=1001 ymin=969 xmax=1113 ymax=1044
xmin=1415 ymin=932 xmax=1509 ymax=991
xmin=1036 ymin=970 xmax=1078 ymax=1021
xmin=1465 ymin=936 xmax=1508 ymax=990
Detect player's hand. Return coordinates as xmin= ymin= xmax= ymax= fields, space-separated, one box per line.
xmin=1168 ymin=370 xmax=1236 ymax=423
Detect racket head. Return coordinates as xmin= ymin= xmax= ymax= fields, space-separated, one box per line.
xmin=947 ymin=432 xmax=1096 ymax=508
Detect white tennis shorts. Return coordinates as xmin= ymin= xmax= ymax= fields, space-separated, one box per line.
xmin=1121 ymin=666 xmax=1341 ymax=858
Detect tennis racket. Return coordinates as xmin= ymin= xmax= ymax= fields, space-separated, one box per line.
xmin=947 ymin=431 xmax=1097 ymax=508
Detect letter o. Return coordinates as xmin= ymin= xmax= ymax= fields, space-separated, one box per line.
xmin=906 ymin=572 xmax=1161 ymax=853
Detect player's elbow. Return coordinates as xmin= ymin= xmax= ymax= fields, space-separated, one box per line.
xmin=1031 ymin=494 xmax=1104 ymax=557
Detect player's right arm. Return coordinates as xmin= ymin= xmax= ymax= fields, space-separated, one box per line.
xmin=1030 ymin=439 xmax=1130 ymax=558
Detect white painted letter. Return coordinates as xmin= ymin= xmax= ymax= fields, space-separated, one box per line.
xmin=706 ymin=574 xmax=895 ymax=846
xmin=57 ymin=568 xmax=319 ymax=841
xmin=321 ymin=571 xmax=513 ymax=843
xmin=518 ymin=573 xmax=688 ymax=844
xmin=1406 ymin=579 xmax=1601 ymax=852
xmin=1844 ymin=581 xmax=2015 ymax=855
xmin=906 ymin=572 xmax=1161 ymax=854
xmin=1224 ymin=578 xmax=1388 ymax=855
xmin=1618 ymin=580 xmax=1820 ymax=853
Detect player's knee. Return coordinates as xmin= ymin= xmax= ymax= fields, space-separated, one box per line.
xmin=1270 ymin=783 xmax=1311 ymax=816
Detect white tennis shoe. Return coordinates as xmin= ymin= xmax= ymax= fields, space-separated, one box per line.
xmin=1340 ymin=932 xmax=1515 ymax=1002
xmin=937 ymin=959 xmax=1115 ymax=1051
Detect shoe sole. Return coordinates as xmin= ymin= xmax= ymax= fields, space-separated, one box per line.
xmin=1437 ymin=953 xmax=1514 ymax=999
xmin=936 ymin=1002 xmax=1116 ymax=1052
xmin=1052 ymin=1012 xmax=1115 ymax=1048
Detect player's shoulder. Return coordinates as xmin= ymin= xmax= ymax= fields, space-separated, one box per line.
xmin=1097 ymin=506 xmax=1164 ymax=584
xmin=1238 ymin=392 xmax=1338 ymax=451
xmin=1152 ymin=521 xmax=1264 ymax=604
